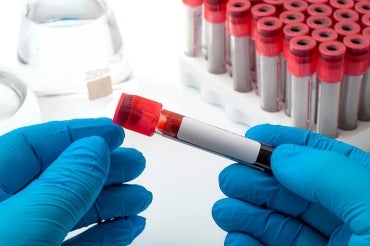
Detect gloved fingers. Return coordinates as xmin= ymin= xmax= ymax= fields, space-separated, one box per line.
xmin=212 ymin=198 xmax=327 ymax=246
xmin=63 ymin=216 xmax=146 ymax=246
xmin=0 ymin=136 xmax=110 ymax=244
xmin=0 ymin=118 xmax=124 ymax=201
xmin=105 ymin=147 xmax=146 ymax=186
xmin=73 ymin=184 xmax=152 ymax=230
xmin=272 ymin=144 xmax=370 ymax=236
xmin=219 ymin=163 xmax=342 ymax=237
xmin=225 ymin=232 xmax=263 ymax=246
xmin=246 ymin=124 xmax=370 ymax=166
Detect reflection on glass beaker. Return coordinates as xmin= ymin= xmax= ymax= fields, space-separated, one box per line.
xmin=0 ymin=67 xmax=41 ymax=135
xmin=17 ymin=0 xmax=132 ymax=99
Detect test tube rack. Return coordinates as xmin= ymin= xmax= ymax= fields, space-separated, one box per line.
xmin=179 ymin=53 xmax=370 ymax=152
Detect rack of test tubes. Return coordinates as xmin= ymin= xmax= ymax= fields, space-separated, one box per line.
xmin=179 ymin=0 xmax=370 ymax=152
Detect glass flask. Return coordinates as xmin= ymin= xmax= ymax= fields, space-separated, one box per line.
xmin=17 ymin=0 xmax=132 ymax=99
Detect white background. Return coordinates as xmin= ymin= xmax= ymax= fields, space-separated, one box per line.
xmin=0 ymin=1 xmax=248 ymax=245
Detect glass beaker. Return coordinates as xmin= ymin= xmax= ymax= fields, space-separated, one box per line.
xmin=17 ymin=0 xmax=132 ymax=99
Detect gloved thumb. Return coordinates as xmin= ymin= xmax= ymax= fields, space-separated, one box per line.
xmin=272 ymin=144 xmax=370 ymax=243
xmin=0 ymin=136 xmax=111 ymax=246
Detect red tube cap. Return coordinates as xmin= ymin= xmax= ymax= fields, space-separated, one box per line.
xmin=306 ymin=15 xmax=333 ymax=31
xmin=317 ymin=41 xmax=346 ymax=82
xmin=343 ymin=34 xmax=369 ymax=76
xmin=334 ymin=21 xmax=361 ymax=41
xmin=283 ymin=23 xmax=310 ymax=59
xmin=355 ymin=2 xmax=370 ymax=16
xmin=288 ymin=35 xmax=317 ymax=77
xmin=113 ymin=93 xmax=163 ymax=136
xmin=204 ymin=0 xmax=228 ymax=23
xmin=329 ymin=0 xmax=354 ymax=10
xmin=312 ymin=27 xmax=338 ymax=46
xmin=362 ymin=13 xmax=370 ymax=28
xmin=279 ymin=10 xmax=305 ymax=25
xmin=227 ymin=0 xmax=252 ymax=37
xmin=333 ymin=8 xmax=359 ymax=24
xmin=251 ymin=3 xmax=276 ymax=39
xmin=283 ymin=0 xmax=308 ymax=13
xmin=307 ymin=3 xmax=333 ymax=17
xmin=256 ymin=16 xmax=283 ymax=56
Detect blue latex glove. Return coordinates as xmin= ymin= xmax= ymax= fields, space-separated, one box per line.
xmin=0 ymin=118 xmax=153 ymax=245
xmin=212 ymin=124 xmax=370 ymax=246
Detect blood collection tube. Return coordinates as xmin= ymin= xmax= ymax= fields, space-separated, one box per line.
xmin=333 ymin=8 xmax=359 ymax=24
xmin=359 ymin=27 xmax=370 ymax=121
xmin=113 ymin=93 xmax=273 ymax=171
xmin=256 ymin=16 xmax=283 ymax=112
xmin=334 ymin=21 xmax=361 ymax=41
xmin=204 ymin=0 xmax=228 ymax=74
xmin=338 ymin=34 xmax=369 ymax=130
xmin=183 ymin=0 xmax=204 ymax=57
xmin=227 ymin=0 xmax=253 ymax=92
xmin=316 ymin=41 xmax=346 ymax=138
xmin=283 ymin=23 xmax=310 ymax=116
xmin=288 ymin=36 xmax=317 ymax=130
xmin=283 ymin=0 xmax=309 ymax=14
xmin=316 ymin=41 xmax=346 ymax=137
xmin=251 ymin=3 xmax=276 ymax=88
xmin=307 ymin=3 xmax=333 ymax=17
xmin=306 ymin=15 xmax=333 ymax=32
xmin=329 ymin=0 xmax=355 ymax=10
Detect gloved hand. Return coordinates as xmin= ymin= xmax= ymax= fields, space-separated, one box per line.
xmin=0 ymin=118 xmax=153 ymax=246
xmin=212 ymin=124 xmax=370 ymax=246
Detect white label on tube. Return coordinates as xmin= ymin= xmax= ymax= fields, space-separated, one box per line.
xmin=177 ymin=117 xmax=261 ymax=164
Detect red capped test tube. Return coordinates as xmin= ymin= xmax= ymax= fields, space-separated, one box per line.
xmin=329 ymin=0 xmax=355 ymax=10
xmin=359 ymin=27 xmax=370 ymax=121
xmin=283 ymin=0 xmax=309 ymax=14
xmin=316 ymin=41 xmax=346 ymax=138
xmin=113 ymin=93 xmax=273 ymax=171
xmin=183 ymin=0 xmax=204 ymax=57
xmin=306 ymin=15 xmax=333 ymax=32
xmin=204 ymin=0 xmax=228 ymax=74
xmin=288 ymin=36 xmax=317 ymax=130
xmin=338 ymin=34 xmax=369 ymax=130
xmin=333 ymin=8 xmax=359 ymax=24
xmin=256 ymin=16 xmax=283 ymax=112
xmin=334 ymin=21 xmax=361 ymax=41
xmin=307 ymin=0 xmax=329 ymax=4
xmin=283 ymin=23 xmax=310 ymax=116
xmin=227 ymin=0 xmax=253 ymax=92
xmin=307 ymin=3 xmax=333 ymax=17
xmin=251 ymin=3 xmax=276 ymax=86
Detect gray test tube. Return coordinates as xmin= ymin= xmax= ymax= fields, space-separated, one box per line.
xmin=256 ymin=16 xmax=283 ymax=112
xmin=183 ymin=1 xmax=203 ymax=57
xmin=359 ymin=27 xmax=370 ymax=121
xmin=316 ymin=41 xmax=346 ymax=138
xmin=338 ymin=34 xmax=369 ymax=130
xmin=204 ymin=0 xmax=228 ymax=74
xmin=289 ymin=36 xmax=317 ymax=130
xmin=227 ymin=0 xmax=252 ymax=92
